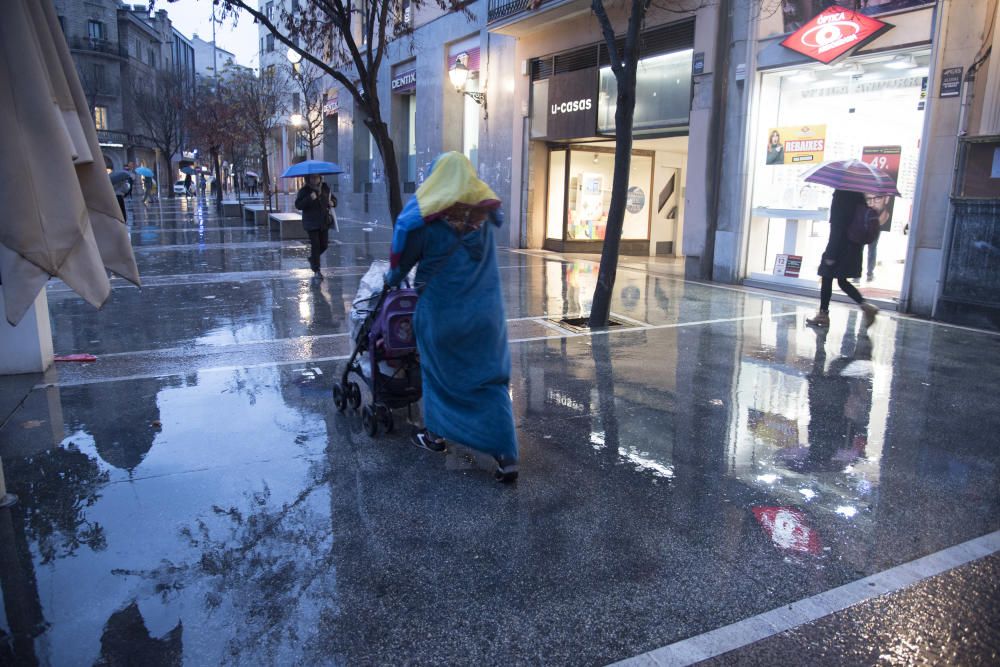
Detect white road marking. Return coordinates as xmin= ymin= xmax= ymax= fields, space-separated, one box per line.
xmin=34 ymin=311 xmax=795 ymax=389
xmin=610 ymin=530 xmax=1000 ymax=667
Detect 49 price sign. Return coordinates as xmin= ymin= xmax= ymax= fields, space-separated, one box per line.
xmin=781 ymin=6 xmax=893 ymax=65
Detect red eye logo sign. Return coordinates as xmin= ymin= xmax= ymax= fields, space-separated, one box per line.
xmin=781 ymin=6 xmax=892 ymax=65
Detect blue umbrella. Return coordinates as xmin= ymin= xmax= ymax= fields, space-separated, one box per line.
xmin=180 ymin=166 xmax=198 ymax=175
xmin=109 ymin=170 xmax=132 ymax=185
xmin=135 ymin=166 xmax=155 ymax=178
xmin=281 ymin=160 xmax=343 ymax=178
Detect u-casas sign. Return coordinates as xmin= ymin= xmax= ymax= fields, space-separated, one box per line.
xmin=545 ymin=68 xmax=598 ymax=140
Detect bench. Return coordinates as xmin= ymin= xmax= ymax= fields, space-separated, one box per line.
xmin=243 ymin=204 xmax=268 ymax=225
xmin=221 ymin=200 xmax=242 ymax=217
xmin=268 ymin=212 xmax=307 ymax=240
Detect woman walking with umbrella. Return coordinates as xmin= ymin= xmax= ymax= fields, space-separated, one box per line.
xmin=802 ymin=160 xmax=899 ymax=329
xmin=286 ymin=161 xmax=343 ymax=280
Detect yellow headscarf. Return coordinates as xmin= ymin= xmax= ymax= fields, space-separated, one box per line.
xmin=416 ymin=152 xmax=499 ymax=219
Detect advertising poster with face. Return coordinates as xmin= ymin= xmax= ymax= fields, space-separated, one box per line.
xmin=765 ymin=125 xmax=827 ymax=165
xmin=861 ymin=145 xmax=901 ymax=231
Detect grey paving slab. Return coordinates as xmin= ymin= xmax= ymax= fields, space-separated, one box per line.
xmin=698 ymin=553 xmax=1000 ymax=666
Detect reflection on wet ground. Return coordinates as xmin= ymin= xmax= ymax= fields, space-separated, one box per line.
xmin=1 ymin=197 xmax=998 ymax=664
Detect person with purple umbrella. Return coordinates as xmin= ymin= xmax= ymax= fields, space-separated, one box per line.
xmin=806 ymin=189 xmax=880 ymax=329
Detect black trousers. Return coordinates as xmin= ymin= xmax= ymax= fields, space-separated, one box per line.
xmin=820 ymin=276 xmax=864 ymax=311
xmin=116 ymin=195 xmax=127 ymax=222
xmin=308 ymin=228 xmax=329 ymax=272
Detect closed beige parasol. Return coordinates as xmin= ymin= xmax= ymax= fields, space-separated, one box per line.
xmin=0 ymin=0 xmax=140 ymax=325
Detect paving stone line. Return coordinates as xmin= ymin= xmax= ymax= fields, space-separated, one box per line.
xmin=610 ymin=530 xmax=1000 ymax=667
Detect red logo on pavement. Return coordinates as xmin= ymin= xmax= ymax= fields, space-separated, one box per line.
xmin=781 ymin=6 xmax=892 ymax=65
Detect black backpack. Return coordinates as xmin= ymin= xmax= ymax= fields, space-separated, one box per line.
xmin=847 ymin=204 xmax=880 ymax=245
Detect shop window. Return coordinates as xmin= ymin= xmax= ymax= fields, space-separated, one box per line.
xmin=530 ymin=79 xmax=548 ymax=139
xmin=745 ymin=51 xmax=930 ymax=295
xmin=565 ymin=150 xmax=652 ymax=240
xmin=547 ymin=149 xmax=566 ymax=240
xmin=407 ymin=94 xmax=417 ymax=182
xmin=598 ymin=49 xmax=693 ymax=134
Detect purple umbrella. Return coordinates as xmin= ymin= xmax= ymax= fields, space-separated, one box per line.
xmin=802 ymin=159 xmax=900 ymax=196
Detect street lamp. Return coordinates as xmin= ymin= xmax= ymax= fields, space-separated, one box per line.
xmin=449 ymin=53 xmax=484 ymax=105
xmin=290 ymin=113 xmax=304 ymax=126
xmin=287 ymin=47 xmax=302 ymax=65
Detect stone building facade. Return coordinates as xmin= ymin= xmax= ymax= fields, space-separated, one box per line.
xmin=52 ymin=1 xmax=196 ymax=177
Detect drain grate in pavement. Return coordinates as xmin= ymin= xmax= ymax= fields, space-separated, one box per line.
xmin=549 ymin=315 xmax=637 ymax=333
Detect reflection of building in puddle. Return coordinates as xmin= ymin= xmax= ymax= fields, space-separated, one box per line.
xmin=727 ymin=317 xmax=894 ymax=562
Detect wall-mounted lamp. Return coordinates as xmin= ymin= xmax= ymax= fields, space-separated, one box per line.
xmin=449 ymin=53 xmax=485 ymax=105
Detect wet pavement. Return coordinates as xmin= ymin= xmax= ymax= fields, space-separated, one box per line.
xmin=1 ymin=196 xmax=999 ymax=665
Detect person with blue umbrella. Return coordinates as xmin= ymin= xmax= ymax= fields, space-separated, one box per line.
xmin=286 ymin=161 xmax=342 ymax=280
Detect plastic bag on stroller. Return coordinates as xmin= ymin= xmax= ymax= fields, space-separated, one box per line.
xmin=350 ymin=260 xmax=415 ymax=379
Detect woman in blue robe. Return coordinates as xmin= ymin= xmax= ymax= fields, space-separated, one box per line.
xmin=385 ymin=152 xmax=518 ymax=482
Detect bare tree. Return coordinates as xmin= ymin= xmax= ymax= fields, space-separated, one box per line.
xmin=186 ymin=77 xmax=242 ymax=210
xmin=218 ymin=0 xmax=470 ymax=222
xmin=131 ymin=69 xmax=188 ymax=197
xmin=230 ymin=66 xmax=290 ymax=210
xmin=286 ymin=61 xmax=325 ymax=161
xmin=587 ymin=0 xmax=652 ymax=327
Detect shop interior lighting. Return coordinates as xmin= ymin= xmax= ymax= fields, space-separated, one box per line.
xmin=885 ymin=54 xmax=916 ymax=69
xmin=593 ymin=153 xmax=600 ymax=164
xmin=910 ymin=66 xmax=930 ymax=77
xmin=788 ymin=70 xmax=817 ymax=83
xmin=834 ymin=63 xmax=865 ymax=77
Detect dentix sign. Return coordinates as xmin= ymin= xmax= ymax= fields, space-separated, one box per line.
xmin=546 ymin=68 xmax=598 ymax=140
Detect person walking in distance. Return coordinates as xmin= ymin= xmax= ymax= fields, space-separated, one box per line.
xmin=806 ymin=189 xmax=879 ymax=329
xmin=294 ymin=174 xmax=333 ymax=281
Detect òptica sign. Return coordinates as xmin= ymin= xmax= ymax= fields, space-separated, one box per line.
xmin=545 ymin=68 xmax=598 ymax=140
xmin=781 ymin=5 xmax=892 ymax=65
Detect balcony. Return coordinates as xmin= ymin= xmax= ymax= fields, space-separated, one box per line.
xmin=96 ymin=129 xmax=129 ymax=146
xmin=487 ymin=0 xmax=588 ymax=35
xmin=68 ymin=35 xmax=124 ymax=58
xmin=488 ymin=0 xmax=534 ymax=23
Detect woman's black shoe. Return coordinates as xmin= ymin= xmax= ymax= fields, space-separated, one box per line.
xmin=494 ymin=456 xmax=518 ymax=483
xmin=411 ymin=429 xmax=446 ymax=453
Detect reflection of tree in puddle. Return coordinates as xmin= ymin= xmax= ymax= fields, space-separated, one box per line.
xmin=113 ymin=471 xmax=338 ymax=664
xmin=4 ymin=444 xmax=109 ymax=564
xmin=96 ymin=601 xmax=182 ymax=667
xmin=220 ymin=368 xmax=277 ymax=407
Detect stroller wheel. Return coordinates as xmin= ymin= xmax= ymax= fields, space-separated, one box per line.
xmin=347 ymin=382 xmax=362 ymax=410
xmin=377 ymin=405 xmax=394 ymax=433
xmin=362 ymin=405 xmax=378 ymax=437
xmin=332 ymin=384 xmax=347 ymax=412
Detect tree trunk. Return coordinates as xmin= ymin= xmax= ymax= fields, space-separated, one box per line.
xmin=213 ymin=148 xmax=224 ymax=210
xmin=589 ymin=64 xmax=638 ymax=328
xmin=260 ymin=137 xmax=272 ymax=211
xmin=367 ymin=118 xmax=402 ymax=222
xmin=163 ymin=149 xmax=176 ymax=198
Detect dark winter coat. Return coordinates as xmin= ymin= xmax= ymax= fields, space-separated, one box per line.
xmin=818 ymin=190 xmax=865 ymax=279
xmin=294 ymin=183 xmax=330 ymax=232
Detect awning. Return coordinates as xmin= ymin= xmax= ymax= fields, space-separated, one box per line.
xmin=0 ymin=0 xmax=140 ymax=325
